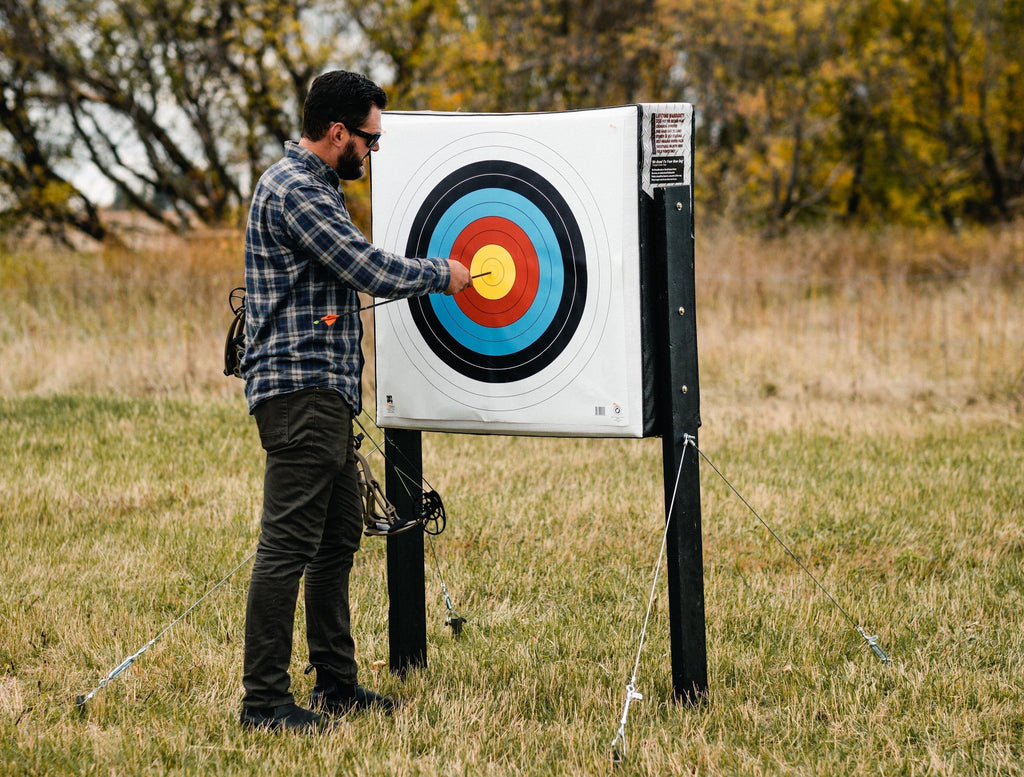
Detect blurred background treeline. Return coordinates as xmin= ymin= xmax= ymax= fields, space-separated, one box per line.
xmin=2 ymin=0 xmax=1022 ymax=245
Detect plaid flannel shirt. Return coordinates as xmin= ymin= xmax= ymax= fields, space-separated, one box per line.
xmin=241 ymin=142 xmax=450 ymax=413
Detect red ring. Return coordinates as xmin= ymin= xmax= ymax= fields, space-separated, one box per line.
xmin=449 ymin=217 xmax=540 ymax=328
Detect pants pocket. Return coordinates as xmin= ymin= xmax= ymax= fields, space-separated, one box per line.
xmin=253 ymin=394 xmax=290 ymax=452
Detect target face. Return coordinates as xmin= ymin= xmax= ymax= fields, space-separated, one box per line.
xmin=405 ymin=160 xmax=587 ymax=383
xmin=371 ymin=106 xmax=690 ymax=436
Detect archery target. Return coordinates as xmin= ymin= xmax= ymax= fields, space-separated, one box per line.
xmin=372 ymin=108 xmax=653 ymax=436
xmin=405 ymin=159 xmax=587 ymax=383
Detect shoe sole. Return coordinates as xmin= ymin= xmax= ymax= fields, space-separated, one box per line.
xmin=240 ymin=719 xmax=334 ymax=734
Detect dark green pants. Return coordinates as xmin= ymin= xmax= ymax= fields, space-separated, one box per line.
xmin=242 ymin=387 xmax=364 ymax=709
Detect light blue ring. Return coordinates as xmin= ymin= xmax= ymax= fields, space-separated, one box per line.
xmin=427 ymin=188 xmax=564 ymax=357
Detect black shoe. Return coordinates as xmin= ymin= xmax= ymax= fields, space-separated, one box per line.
xmin=239 ymin=702 xmax=332 ymax=733
xmin=310 ymin=682 xmax=399 ymax=715
xmin=363 ymin=515 xmax=421 ymax=537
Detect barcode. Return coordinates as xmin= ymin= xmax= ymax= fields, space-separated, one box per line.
xmin=595 ymin=406 xmax=605 ymax=416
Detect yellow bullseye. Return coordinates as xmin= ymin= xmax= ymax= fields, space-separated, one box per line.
xmin=470 ymin=245 xmax=516 ymax=300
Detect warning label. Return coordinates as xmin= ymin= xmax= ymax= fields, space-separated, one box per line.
xmin=640 ymin=104 xmax=693 ymax=195
xmin=653 ymin=114 xmax=688 ymax=155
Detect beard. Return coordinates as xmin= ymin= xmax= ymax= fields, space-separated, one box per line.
xmin=335 ymin=140 xmax=368 ymax=181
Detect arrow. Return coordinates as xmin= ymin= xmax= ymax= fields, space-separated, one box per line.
xmin=360 ymin=272 xmax=491 ymax=311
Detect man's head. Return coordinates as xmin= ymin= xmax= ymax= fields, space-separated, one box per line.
xmin=301 ymin=71 xmax=387 ymax=180
xmin=302 ymin=71 xmax=387 ymax=142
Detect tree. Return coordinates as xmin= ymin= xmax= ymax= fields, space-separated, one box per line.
xmin=1 ymin=2 xmax=108 ymax=242
xmin=450 ymin=0 xmax=665 ymax=112
xmin=660 ymin=0 xmax=1024 ymax=229
xmin=0 ymin=0 xmax=342 ymax=241
xmin=2 ymin=0 xmax=1022 ymax=241
xmin=881 ymin=0 xmax=1024 ymax=224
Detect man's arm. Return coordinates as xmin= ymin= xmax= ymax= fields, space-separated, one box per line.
xmin=285 ymin=184 xmax=453 ymax=298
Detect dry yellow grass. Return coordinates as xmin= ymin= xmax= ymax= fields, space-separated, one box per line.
xmin=8 ymin=219 xmax=1022 ymax=437
xmin=694 ymin=222 xmax=1024 ymax=436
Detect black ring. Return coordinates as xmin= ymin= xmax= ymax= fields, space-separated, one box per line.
xmin=405 ymin=160 xmax=587 ymax=383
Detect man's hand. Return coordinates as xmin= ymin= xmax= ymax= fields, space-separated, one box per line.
xmin=444 ymin=260 xmax=472 ymax=295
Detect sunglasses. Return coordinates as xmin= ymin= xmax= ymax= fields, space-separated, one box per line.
xmin=342 ymin=123 xmax=382 ymax=148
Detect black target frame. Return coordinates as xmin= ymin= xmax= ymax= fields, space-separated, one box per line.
xmin=381 ymin=105 xmax=707 ymax=705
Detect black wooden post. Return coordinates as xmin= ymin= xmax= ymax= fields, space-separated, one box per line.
xmin=384 ymin=428 xmax=427 ymax=675
xmin=655 ymin=186 xmax=708 ymax=702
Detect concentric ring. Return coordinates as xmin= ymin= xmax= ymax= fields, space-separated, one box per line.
xmin=451 ymin=216 xmax=537 ymax=323
xmin=405 ymin=160 xmax=587 ymax=383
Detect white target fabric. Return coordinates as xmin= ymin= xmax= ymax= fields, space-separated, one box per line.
xmin=371 ymin=105 xmax=690 ymax=437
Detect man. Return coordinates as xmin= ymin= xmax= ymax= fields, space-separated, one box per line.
xmin=238 ymin=70 xmax=472 ymax=733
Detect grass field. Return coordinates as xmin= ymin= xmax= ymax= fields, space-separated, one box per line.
xmin=1 ymin=223 xmax=1023 ymax=775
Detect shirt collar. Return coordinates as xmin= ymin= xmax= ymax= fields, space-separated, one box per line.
xmin=285 ymin=140 xmax=341 ymax=190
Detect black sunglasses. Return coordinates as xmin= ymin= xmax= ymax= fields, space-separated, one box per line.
xmin=342 ymin=123 xmax=382 ymax=148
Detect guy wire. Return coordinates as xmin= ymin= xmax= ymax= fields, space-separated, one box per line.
xmin=76 ymin=548 xmax=256 ymax=709
xmin=689 ymin=443 xmax=859 ymax=629
xmin=611 ymin=436 xmax=691 ymax=763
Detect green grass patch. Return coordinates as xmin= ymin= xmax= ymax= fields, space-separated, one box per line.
xmin=1 ymin=396 xmax=1022 ymax=775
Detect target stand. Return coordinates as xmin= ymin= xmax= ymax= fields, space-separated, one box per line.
xmin=372 ymin=104 xmax=707 ymax=702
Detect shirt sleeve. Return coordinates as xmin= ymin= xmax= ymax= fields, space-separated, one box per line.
xmin=282 ymin=181 xmax=451 ymax=298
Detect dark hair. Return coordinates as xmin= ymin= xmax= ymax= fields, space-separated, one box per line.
xmin=302 ymin=71 xmax=388 ymax=141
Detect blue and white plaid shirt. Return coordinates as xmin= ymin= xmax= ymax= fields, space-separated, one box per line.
xmin=241 ymin=142 xmax=450 ymax=413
